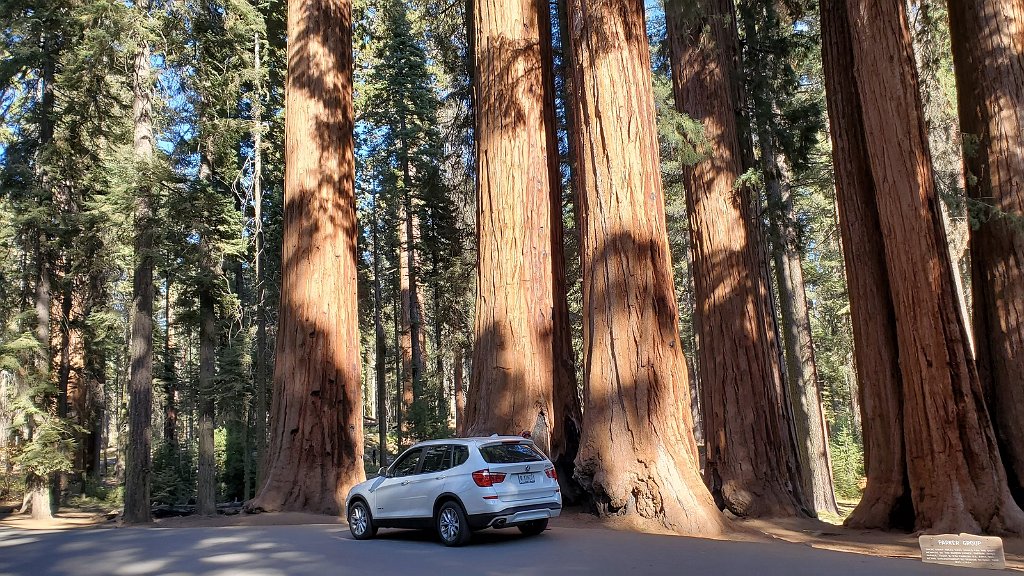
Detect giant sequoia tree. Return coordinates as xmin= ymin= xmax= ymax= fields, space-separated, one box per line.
xmin=946 ymin=0 xmax=1024 ymax=503
xmin=664 ymin=0 xmax=805 ymax=518
xmin=246 ymin=0 xmax=364 ymax=515
xmin=465 ymin=0 xmax=581 ymax=480
xmin=822 ymin=0 xmax=1024 ymax=533
xmin=819 ymin=0 xmax=909 ymax=529
xmin=566 ymin=0 xmax=725 ymax=535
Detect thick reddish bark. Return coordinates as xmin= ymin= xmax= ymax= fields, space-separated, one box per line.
xmin=820 ymin=0 xmax=910 ymax=529
xmin=453 ymin=346 xmax=464 ymax=435
xmin=466 ymin=0 xmax=582 ymax=472
xmin=565 ymin=0 xmax=725 ymax=535
xmin=823 ymin=0 xmax=1024 ymax=534
xmin=664 ymin=0 xmax=805 ymax=518
xmin=947 ymin=0 xmax=1024 ymax=503
xmin=246 ymin=0 xmax=364 ymax=515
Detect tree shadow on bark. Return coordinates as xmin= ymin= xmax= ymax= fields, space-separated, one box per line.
xmin=466 ymin=320 xmax=585 ymax=504
xmin=687 ymin=202 xmax=808 ymax=518
xmin=574 ymin=228 xmax=727 ymax=535
xmin=247 ymin=0 xmax=364 ymax=517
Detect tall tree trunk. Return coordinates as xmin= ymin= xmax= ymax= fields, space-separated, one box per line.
xmin=823 ymin=0 xmax=1024 ymax=534
xmin=196 ymin=147 xmax=218 ymax=517
xmin=394 ymin=286 xmax=404 ymax=448
xmin=820 ymin=3 xmax=910 ymax=528
xmin=540 ymin=0 xmax=583 ymax=496
xmin=52 ymin=280 xmax=74 ymax=507
xmin=252 ymin=29 xmax=269 ymax=490
xmin=947 ymin=0 xmax=1024 ymax=504
xmin=398 ymin=206 xmax=415 ymax=427
xmin=123 ymin=0 xmax=156 ymax=525
xmin=565 ymin=0 xmax=726 ymax=535
xmin=664 ymin=0 xmax=805 ymax=518
xmin=764 ymin=153 xmax=838 ymax=516
xmin=82 ymin=271 xmax=107 ymax=484
xmin=466 ymin=0 xmax=582 ymax=488
xmin=909 ymin=1 xmax=974 ymax=353
xmin=197 ymin=279 xmax=217 ymax=516
xmin=246 ymin=0 xmax=364 ymax=514
xmin=372 ymin=196 xmax=388 ymax=468
xmin=399 ymin=130 xmax=425 ymax=410
xmin=56 ymin=284 xmax=72 ymax=422
xmin=163 ymin=274 xmax=177 ymax=448
xmin=26 ymin=33 xmax=57 ymax=522
xmin=406 ymin=211 xmax=424 ymax=407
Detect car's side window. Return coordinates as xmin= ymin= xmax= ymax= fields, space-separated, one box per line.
xmin=420 ymin=445 xmax=449 ymax=474
xmin=390 ymin=448 xmax=422 ymax=478
xmin=452 ymin=445 xmax=469 ymax=467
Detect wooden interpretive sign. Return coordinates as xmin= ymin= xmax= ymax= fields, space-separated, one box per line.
xmin=919 ymin=534 xmax=1005 ymax=570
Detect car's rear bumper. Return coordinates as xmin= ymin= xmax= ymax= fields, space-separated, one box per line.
xmin=466 ymin=502 xmax=561 ymax=530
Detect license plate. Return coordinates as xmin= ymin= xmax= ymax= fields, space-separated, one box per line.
xmin=518 ymin=473 xmax=536 ymax=485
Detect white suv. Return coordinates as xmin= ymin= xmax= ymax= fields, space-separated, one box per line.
xmin=345 ymin=436 xmax=562 ymax=546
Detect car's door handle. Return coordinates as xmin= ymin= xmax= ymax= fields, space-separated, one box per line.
xmin=438 ymin=476 xmax=446 ymax=480
xmin=400 ymin=481 xmax=410 ymax=486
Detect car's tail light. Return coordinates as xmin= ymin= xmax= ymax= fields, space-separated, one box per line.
xmin=472 ymin=469 xmax=506 ymax=487
xmin=545 ymin=466 xmax=557 ymax=480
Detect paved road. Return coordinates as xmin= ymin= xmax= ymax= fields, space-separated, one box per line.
xmin=0 ymin=523 xmax=999 ymax=576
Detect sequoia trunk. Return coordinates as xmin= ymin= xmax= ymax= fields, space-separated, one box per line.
xmin=947 ymin=0 xmax=1024 ymax=503
xmin=245 ymin=0 xmax=365 ymax=515
xmin=664 ymin=0 xmax=805 ymax=518
xmin=565 ymin=0 xmax=726 ymax=535
xmin=466 ymin=0 xmax=582 ymax=480
xmin=823 ymin=0 xmax=1024 ymax=533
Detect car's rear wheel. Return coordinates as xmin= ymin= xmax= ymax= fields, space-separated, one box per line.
xmin=436 ymin=501 xmax=472 ymax=547
xmin=517 ymin=518 xmax=548 ymax=536
xmin=348 ymin=500 xmax=377 ymax=540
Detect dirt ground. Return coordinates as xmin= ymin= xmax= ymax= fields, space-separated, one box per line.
xmin=2 ymin=503 xmax=1022 ymax=571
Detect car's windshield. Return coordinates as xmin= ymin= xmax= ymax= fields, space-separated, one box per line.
xmin=479 ymin=442 xmax=544 ymax=464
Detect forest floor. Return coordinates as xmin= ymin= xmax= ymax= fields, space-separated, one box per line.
xmin=2 ymin=502 xmax=1022 ymax=571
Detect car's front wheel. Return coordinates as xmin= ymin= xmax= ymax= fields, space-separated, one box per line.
xmin=348 ymin=500 xmax=377 ymax=540
xmin=436 ymin=501 xmax=472 ymax=547
xmin=517 ymin=518 xmax=548 ymax=536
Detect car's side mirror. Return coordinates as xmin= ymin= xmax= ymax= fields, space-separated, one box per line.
xmin=378 ymin=467 xmax=388 ymax=478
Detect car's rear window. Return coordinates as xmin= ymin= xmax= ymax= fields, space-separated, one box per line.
xmin=479 ymin=443 xmax=544 ymax=464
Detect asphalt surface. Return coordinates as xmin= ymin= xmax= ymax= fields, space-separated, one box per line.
xmin=0 ymin=523 xmax=1002 ymax=576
